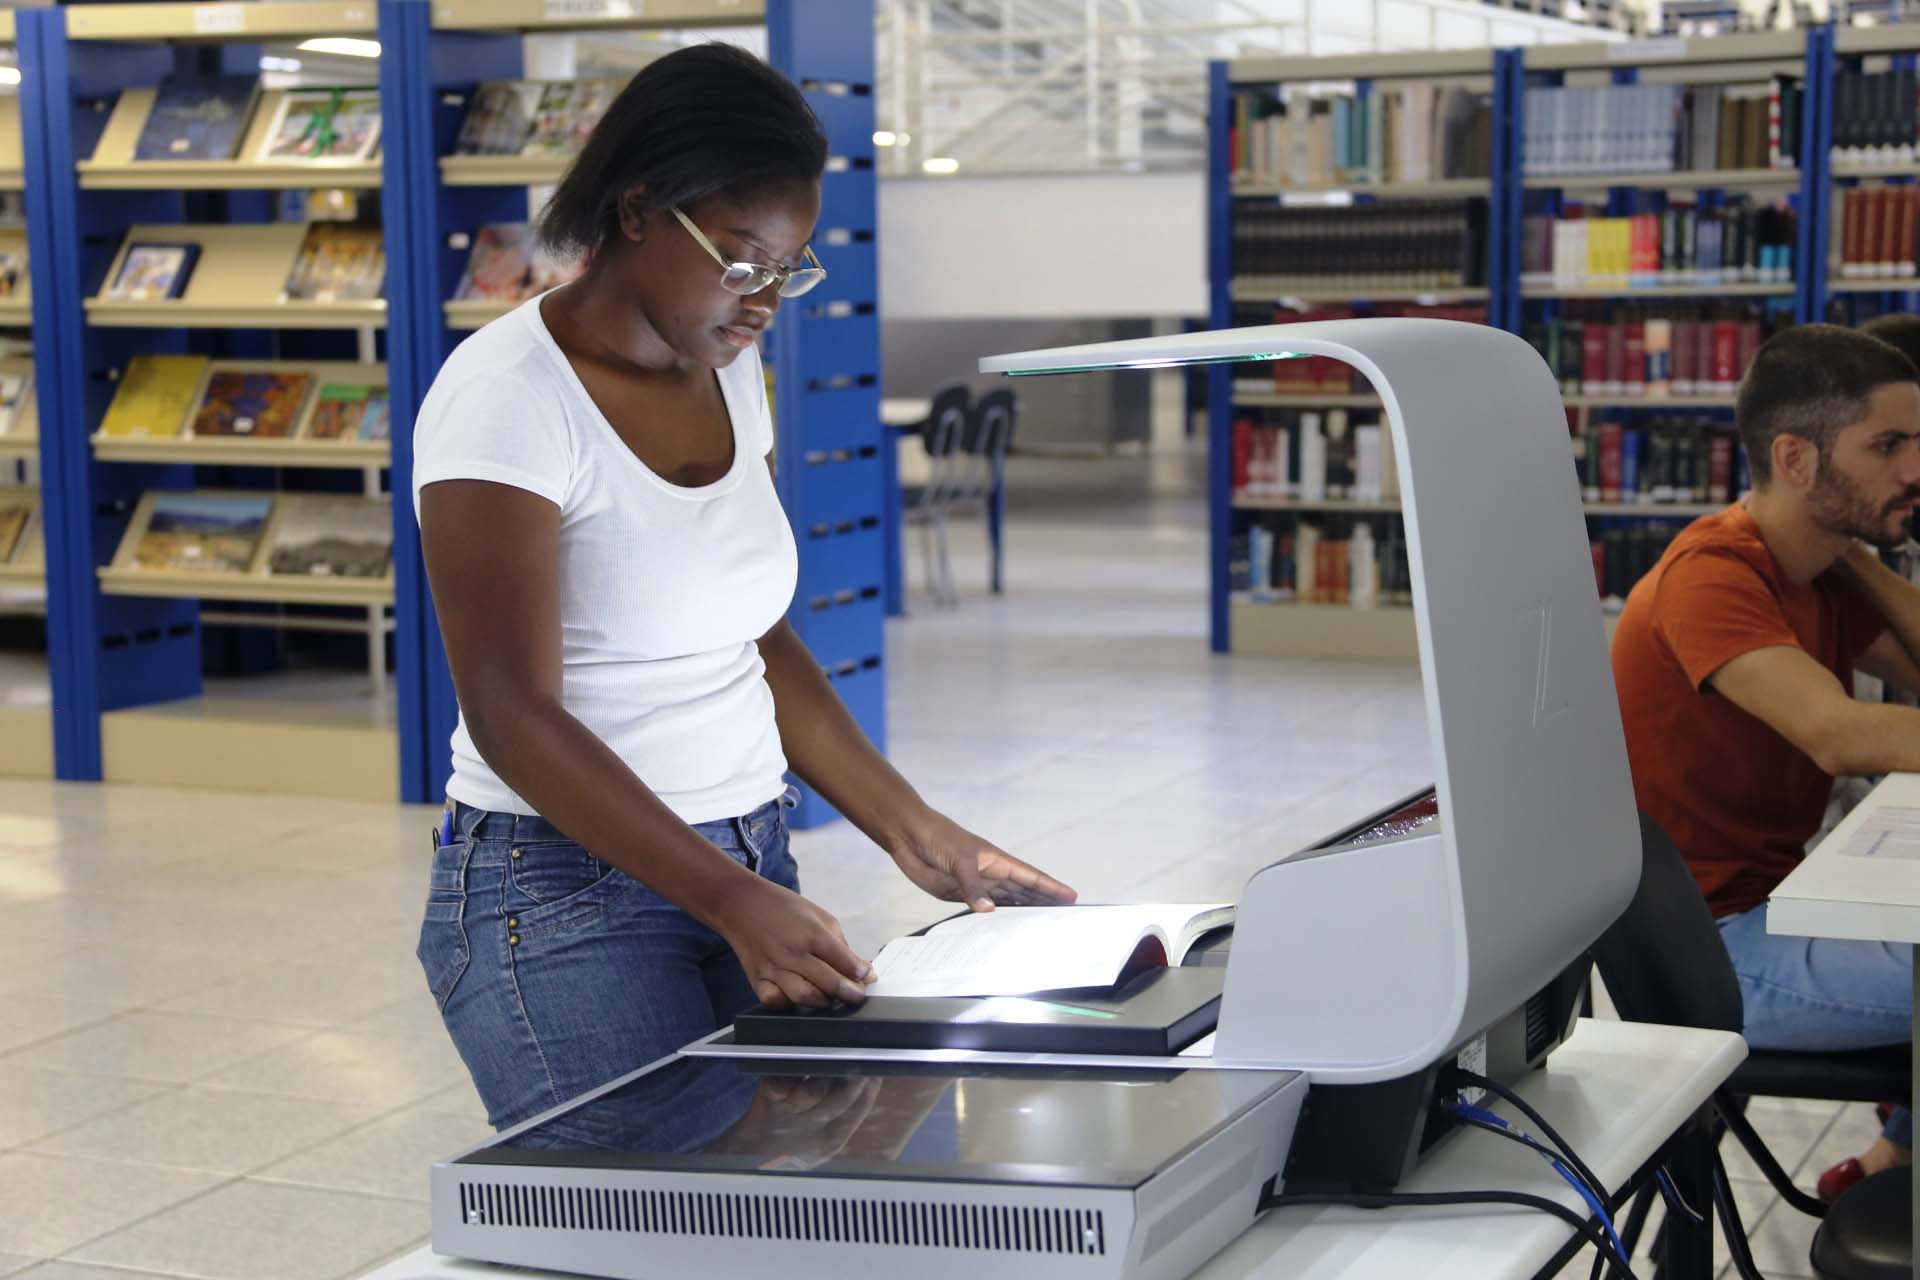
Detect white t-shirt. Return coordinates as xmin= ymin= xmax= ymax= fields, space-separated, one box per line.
xmin=411 ymin=294 xmax=798 ymax=824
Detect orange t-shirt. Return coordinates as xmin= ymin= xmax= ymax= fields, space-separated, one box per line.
xmin=1611 ymin=505 xmax=1885 ymax=918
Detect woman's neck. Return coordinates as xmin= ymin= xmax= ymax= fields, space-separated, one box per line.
xmin=544 ymin=256 xmax=686 ymax=377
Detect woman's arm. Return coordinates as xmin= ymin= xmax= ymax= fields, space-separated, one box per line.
xmin=757 ymin=617 xmax=1077 ymax=910
xmin=420 ymin=479 xmax=873 ymax=1008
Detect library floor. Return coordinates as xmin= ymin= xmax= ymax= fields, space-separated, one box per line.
xmin=0 ymin=447 xmax=1875 ymax=1280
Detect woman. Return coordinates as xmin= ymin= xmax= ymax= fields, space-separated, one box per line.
xmin=412 ymin=43 xmax=1075 ymax=1137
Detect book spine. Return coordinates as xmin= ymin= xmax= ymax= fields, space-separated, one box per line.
xmin=1624 ymin=318 xmax=1647 ymax=399
xmin=1645 ymin=318 xmax=1671 ymax=398
xmin=1599 ymin=422 xmax=1623 ymax=503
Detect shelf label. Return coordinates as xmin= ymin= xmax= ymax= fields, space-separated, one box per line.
xmin=544 ymin=0 xmax=640 ymax=19
xmin=1606 ymin=37 xmax=1688 ymax=62
xmin=192 ymin=5 xmax=247 ymax=34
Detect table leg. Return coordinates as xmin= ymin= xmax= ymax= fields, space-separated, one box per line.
xmin=988 ymin=455 xmax=1006 ymax=595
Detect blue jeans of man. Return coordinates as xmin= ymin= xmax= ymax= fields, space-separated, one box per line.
xmin=1718 ymin=902 xmax=1912 ymax=1147
xmin=417 ymin=793 xmax=799 ymax=1141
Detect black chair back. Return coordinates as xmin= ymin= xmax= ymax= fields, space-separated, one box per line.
xmin=1589 ymin=811 xmax=1745 ymax=1035
xmin=964 ymin=389 xmax=1016 ymax=460
xmin=920 ymin=385 xmax=970 ymax=462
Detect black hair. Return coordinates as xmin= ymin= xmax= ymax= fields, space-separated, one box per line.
xmin=1735 ymin=323 xmax=1918 ymax=485
xmin=1861 ymin=313 xmax=1920 ymax=373
xmin=537 ymin=43 xmax=827 ymax=259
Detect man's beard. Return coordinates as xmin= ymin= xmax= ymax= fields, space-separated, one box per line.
xmin=1808 ymin=461 xmax=1917 ymax=550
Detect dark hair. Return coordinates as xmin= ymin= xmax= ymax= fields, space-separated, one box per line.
xmin=1735 ymin=323 xmax=1918 ymax=485
xmin=537 ymin=43 xmax=827 ymax=258
xmin=1862 ymin=313 xmax=1920 ymax=372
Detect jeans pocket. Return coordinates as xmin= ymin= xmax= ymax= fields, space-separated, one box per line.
xmin=417 ymin=897 xmax=471 ymax=1011
xmin=508 ymin=840 xmax=613 ymax=910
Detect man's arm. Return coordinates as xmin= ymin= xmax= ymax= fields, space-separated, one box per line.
xmin=1709 ymin=644 xmax=1920 ymax=776
xmin=1834 ymin=543 xmax=1920 ymax=694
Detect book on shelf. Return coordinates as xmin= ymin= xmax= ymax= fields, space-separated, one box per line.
xmin=98 ymin=355 xmax=210 ymax=439
xmin=1521 ymin=198 xmax=1795 ymax=290
xmin=132 ymin=74 xmax=261 ymax=162
xmin=267 ymin=495 xmax=392 ymax=580
xmin=1521 ymin=302 xmax=1780 ymax=399
xmin=0 ymin=369 xmax=32 ymax=436
xmin=868 ymin=904 xmax=1235 ymax=998
xmin=305 ymin=383 xmax=390 ymax=442
xmin=131 ymin=493 xmax=272 ymax=575
xmin=521 ymin=80 xmax=619 ymax=156
xmin=282 ymin=224 xmax=385 ymax=303
xmin=189 ymin=371 xmax=315 ymax=439
xmin=1231 ymin=199 xmax=1486 ymax=293
xmin=1594 ymin=519 xmax=1691 ymax=611
xmin=1575 ymin=418 xmax=1747 ymax=507
xmin=1834 ymin=185 xmax=1920 ymax=279
xmin=453 ymin=223 xmax=582 ymax=304
xmin=0 ymin=239 xmax=24 ymax=300
xmin=1231 ymin=408 xmax=1400 ymax=506
xmin=0 ymin=498 xmax=32 ymax=565
xmin=256 ymin=87 xmax=382 ymax=164
xmin=1521 ymin=78 xmax=1799 ymax=177
xmin=1229 ymin=84 xmax=1490 ymax=187
xmin=454 ymin=79 xmax=619 ymax=158
xmin=455 ymin=82 xmax=542 ymax=156
xmin=1830 ymin=68 xmax=1919 ymax=170
xmin=1234 ymin=512 xmax=1412 ymax=608
xmin=106 ymin=241 xmax=200 ymax=301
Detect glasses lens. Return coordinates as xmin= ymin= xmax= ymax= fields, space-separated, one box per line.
xmin=720 ymin=264 xmax=778 ymax=295
xmin=778 ymin=268 xmax=828 ymax=298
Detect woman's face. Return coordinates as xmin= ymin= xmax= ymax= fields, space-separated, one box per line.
xmin=618 ymin=178 xmax=822 ymax=369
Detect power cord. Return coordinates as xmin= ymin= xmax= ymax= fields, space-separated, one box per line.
xmin=1445 ymin=1066 xmax=1612 ymax=1208
xmin=1446 ymin=1100 xmax=1629 ymax=1265
xmin=1259 ymin=1188 xmax=1640 ymax=1279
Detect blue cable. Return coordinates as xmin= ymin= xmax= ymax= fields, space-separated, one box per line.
xmin=1451 ymin=1098 xmax=1629 ymax=1264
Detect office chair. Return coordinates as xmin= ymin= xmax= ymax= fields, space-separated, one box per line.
xmin=1591 ymin=812 xmax=1910 ymax=1279
xmin=899 ymin=385 xmax=969 ymax=608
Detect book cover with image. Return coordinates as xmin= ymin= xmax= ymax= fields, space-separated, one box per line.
xmin=257 ymin=88 xmax=382 ymax=163
xmin=282 ymin=224 xmax=385 ymax=302
xmin=565 ymin=80 xmax=620 ymax=150
xmin=305 ymin=383 xmax=385 ymax=440
xmin=455 ymin=81 xmax=540 ymax=156
xmin=0 ymin=501 xmax=30 ymax=565
xmin=454 ymin=224 xmax=534 ymax=301
xmin=107 ymin=242 xmax=200 ymax=301
xmin=98 ymin=355 xmax=209 ymax=439
xmin=0 ymin=371 xmax=31 ymax=436
xmin=522 ymin=83 xmax=580 ymax=156
xmin=268 ymin=495 xmax=392 ymax=579
xmin=133 ymin=493 xmax=271 ymax=574
xmin=190 ymin=371 xmax=314 ymax=438
xmin=0 ymin=242 xmax=25 ymax=299
xmin=133 ymin=74 xmax=261 ymax=162
xmin=356 ymin=392 xmax=391 ymax=442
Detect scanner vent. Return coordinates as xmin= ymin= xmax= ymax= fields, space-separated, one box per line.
xmin=1523 ymin=987 xmax=1554 ymax=1061
xmin=457 ymin=1182 xmax=1107 ymax=1255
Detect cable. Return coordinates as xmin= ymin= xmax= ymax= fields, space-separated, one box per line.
xmin=1446 ymin=1066 xmax=1611 ymax=1215
xmin=1260 ymin=1188 xmax=1640 ymax=1280
xmin=1446 ymin=1100 xmax=1629 ymax=1269
xmin=1655 ymin=1167 xmax=1707 ymax=1225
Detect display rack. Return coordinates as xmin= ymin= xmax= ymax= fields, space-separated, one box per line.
xmin=383 ymin=0 xmax=881 ymax=824
xmin=1208 ymin=28 xmax=1851 ymax=660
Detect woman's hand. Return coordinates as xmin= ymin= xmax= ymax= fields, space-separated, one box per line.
xmin=714 ymin=877 xmax=876 ymax=1010
xmin=889 ymin=809 xmax=1079 ymax=912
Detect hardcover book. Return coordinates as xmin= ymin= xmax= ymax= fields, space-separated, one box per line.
xmin=106 ymin=242 xmax=200 ymax=301
xmin=133 ymin=74 xmax=260 ymax=162
xmin=0 ymin=371 xmax=31 ymax=436
xmin=98 ymin=355 xmax=209 ymax=439
xmin=305 ymin=382 xmax=386 ymax=441
xmin=132 ymin=493 xmax=271 ymax=574
xmin=267 ymin=495 xmax=392 ymax=579
xmin=0 ymin=501 xmax=29 ymax=564
xmin=282 ymin=224 xmax=385 ymax=303
xmin=453 ymin=224 xmax=535 ymax=301
xmin=455 ymin=81 xmax=541 ymax=156
xmin=189 ymin=371 xmax=315 ymax=438
xmin=257 ymin=87 xmax=382 ymax=163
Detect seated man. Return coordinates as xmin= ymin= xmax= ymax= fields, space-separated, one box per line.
xmin=1612 ymin=323 xmax=1920 ymax=1199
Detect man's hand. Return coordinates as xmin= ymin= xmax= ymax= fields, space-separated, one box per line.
xmin=889 ymin=809 xmax=1079 ymax=912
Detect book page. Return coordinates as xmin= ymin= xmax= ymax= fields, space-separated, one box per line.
xmin=868 ymin=904 xmax=1232 ymax=998
xmin=1838 ymin=806 xmax=1920 ymax=861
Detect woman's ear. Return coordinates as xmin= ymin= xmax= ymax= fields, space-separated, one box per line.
xmin=615 ymin=185 xmax=650 ymax=243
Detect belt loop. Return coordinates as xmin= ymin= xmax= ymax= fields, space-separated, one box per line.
xmin=735 ymin=815 xmax=760 ymax=873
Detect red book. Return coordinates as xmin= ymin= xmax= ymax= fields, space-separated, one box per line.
xmin=1842 ymin=188 xmax=1864 ymax=277
xmin=1736 ymin=317 xmax=1764 ymax=386
xmin=1696 ymin=320 xmax=1718 ymax=395
xmin=1331 ymin=539 xmax=1350 ymax=605
xmin=1582 ymin=322 xmax=1608 ymax=396
xmin=1709 ymin=434 xmax=1733 ymax=503
xmin=1636 ymin=215 xmax=1660 ymax=280
xmin=1603 ymin=319 xmax=1627 ymax=395
xmin=1591 ymin=540 xmax=1606 ymax=597
xmin=1865 ymin=188 xmax=1889 ymax=275
xmin=1232 ymin=419 xmax=1253 ymax=493
xmin=1902 ymin=188 xmax=1920 ymax=276
xmin=1884 ymin=186 xmax=1905 ymax=276
xmin=1599 ymin=422 xmax=1624 ymax=502
xmin=1710 ymin=320 xmax=1740 ymax=393
xmin=1624 ymin=320 xmax=1647 ymax=397
xmin=1673 ymin=318 xmax=1698 ymax=395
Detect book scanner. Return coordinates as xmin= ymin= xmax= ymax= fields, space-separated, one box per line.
xmin=428 ymin=319 xmax=1641 ymax=1280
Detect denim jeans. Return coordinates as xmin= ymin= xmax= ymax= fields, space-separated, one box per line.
xmin=417 ymin=791 xmax=799 ymax=1140
xmin=1718 ymin=902 xmax=1912 ymax=1148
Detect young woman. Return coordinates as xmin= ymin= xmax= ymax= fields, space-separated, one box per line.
xmin=412 ymin=43 xmax=1074 ymax=1139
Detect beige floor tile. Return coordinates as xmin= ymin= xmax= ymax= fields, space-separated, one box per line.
xmin=27 ymin=1086 xmax=386 ymax=1176
xmin=0 ymin=1152 xmax=221 ymax=1257
xmin=68 ymin=1180 xmax=427 ymax=1280
xmin=1744 ymin=1194 xmax=1822 ymax=1279
xmin=0 ymin=996 xmax=123 ymax=1057
xmin=1725 ymin=1105 xmax=1841 ymax=1183
xmin=3 ymin=1012 xmax=312 ymax=1085
xmin=0 ymin=1064 xmax=172 ymax=1148
xmin=154 ymin=958 xmax=425 ymax=1030
xmin=1796 ymin=1101 xmax=1887 ymax=1183
xmin=341 ymin=991 xmax=445 ymax=1042
xmin=13 ymin=1265 xmax=193 ymax=1280
xmin=201 ymin=1029 xmax=468 ymax=1110
xmin=0 ymin=1255 xmax=36 ymax=1278
xmin=413 ymin=1080 xmax=490 ymax=1129
xmin=256 ymin=1106 xmax=494 ymax=1201
xmin=0 ymin=942 xmax=260 ymax=1009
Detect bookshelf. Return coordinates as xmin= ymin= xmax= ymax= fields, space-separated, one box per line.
xmin=1816 ymin=25 xmax=1920 ymax=325
xmin=1209 ymin=30 xmax=1840 ymax=660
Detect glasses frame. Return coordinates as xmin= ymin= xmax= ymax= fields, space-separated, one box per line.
xmin=671 ymin=206 xmax=827 ymax=299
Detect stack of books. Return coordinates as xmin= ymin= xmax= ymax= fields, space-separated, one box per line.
xmin=1231 ymin=409 xmax=1400 ymax=504
xmin=1833 ymin=186 xmax=1920 ymax=280
xmin=1573 ymin=417 xmax=1748 ymax=507
xmin=1520 ymin=302 xmax=1782 ymax=398
xmin=1230 ymin=84 xmax=1491 ymax=187
xmin=1233 ymin=515 xmax=1414 ymax=609
xmin=1520 ymin=199 xmax=1795 ymax=289
xmin=1830 ymin=68 xmax=1920 ymax=170
xmin=1232 ymin=199 xmax=1487 ymax=293
xmin=1522 ymin=78 xmax=1801 ymax=176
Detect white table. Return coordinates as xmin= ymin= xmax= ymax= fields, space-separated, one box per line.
xmin=1770 ymin=769 xmax=1920 ymax=1244
xmin=356 ymin=1018 xmax=1743 ymax=1280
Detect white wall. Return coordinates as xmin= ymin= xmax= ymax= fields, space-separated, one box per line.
xmin=878 ymin=171 xmax=1208 ymax=322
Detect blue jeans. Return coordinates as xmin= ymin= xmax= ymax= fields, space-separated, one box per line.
xmin=1718 ymin=902 xmax=1912 ymax=1148
xmin=417 ymin=792 xmax=800 ymax=1140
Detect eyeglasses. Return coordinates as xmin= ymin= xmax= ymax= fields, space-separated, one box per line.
xmin=671 ymin=206 xmax=827 ymax=299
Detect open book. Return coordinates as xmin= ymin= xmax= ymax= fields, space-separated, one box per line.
xmin=867 ymin=904 xmax=1235 ymax=998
